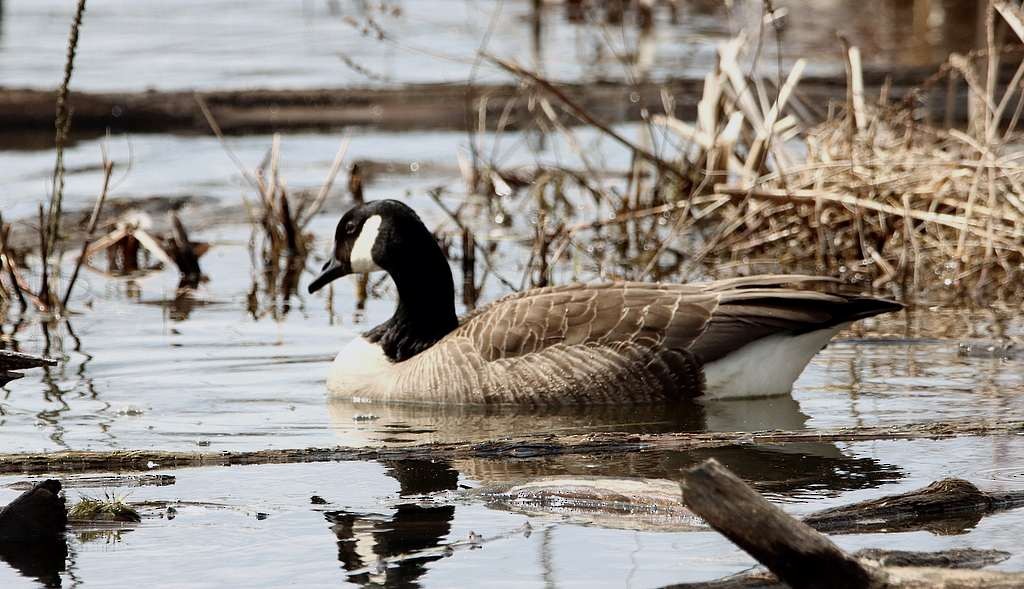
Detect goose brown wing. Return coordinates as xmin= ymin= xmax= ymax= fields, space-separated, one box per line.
xmin=404 ymin=280 xmax=899 ymax=404
xmin=455 ymin=282 xmax=716 ymax=361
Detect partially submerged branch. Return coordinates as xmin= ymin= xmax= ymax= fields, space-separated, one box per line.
xmin=680 ymin=459 xmax=1024 ymax=589
xmin=0 ymin=418 xmax=1019 ymax=475
xmin=681 ymin=459 xmax=878 ymax=589
xmin=805 ymin=478 xmax=1024 ymax=535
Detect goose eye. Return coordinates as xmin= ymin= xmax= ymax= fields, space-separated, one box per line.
xmin=345 ymin=221 xmax=358 ymax=235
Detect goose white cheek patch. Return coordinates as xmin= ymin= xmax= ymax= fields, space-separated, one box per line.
xmin=350 ymin=215 xmax=384 ymax=273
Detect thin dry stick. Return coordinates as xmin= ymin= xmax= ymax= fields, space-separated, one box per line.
xmin=297 ymin=135 xmax=351 ymax=229
xmin=62 ymin=159 xmax=114 ymax=308
xmin=484 ymin=54 xmax=691 ymax=185
xmin=193 ymin=94 xmax=261 ymax=191
xmin=0 ymin=216 xmax=27 ymax=311
xmin=427 ymin=190 xmax=518 ymax=291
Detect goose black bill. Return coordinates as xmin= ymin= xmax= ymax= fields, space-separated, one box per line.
xmin=308 ymin=258 xmax=350 ymax=294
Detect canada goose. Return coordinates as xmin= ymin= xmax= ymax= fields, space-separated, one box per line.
xmin=308 ymin=200 xmax=902 ymax=404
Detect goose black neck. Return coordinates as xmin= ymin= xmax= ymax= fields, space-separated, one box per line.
xmin=364 ymin=233 xmax=457 ymax=362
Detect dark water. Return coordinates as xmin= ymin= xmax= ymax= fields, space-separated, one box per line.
xmin=0 ymin=0 xmax=1022 ymax=587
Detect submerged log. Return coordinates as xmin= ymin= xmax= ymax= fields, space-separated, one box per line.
xmin=0 ymin=419 xmax=1020 ymax=475
xmin=678 ymin=459 xmax=1024 ymax=589
xmin=666 ymin=549 xmax=1013 ymax=589
xmin=0 ymin=350 xmax=57 ymax=386
xmin=804 ymin=478 xmax=1024 ymax=535
xmin=0 ymin=60 xmax=994 ymax=136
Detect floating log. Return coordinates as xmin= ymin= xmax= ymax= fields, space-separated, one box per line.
xmin=679 ymin=459 xmax=1024 ymax=589
xmin=804 ymin=478 xmax=1024 ymax=535
xmin=0 ymin=419 xmax=1019 ymax=475
xmin=0 ymin=61 xmax=992 ymax=136
xmin=0 ymin=350 xmax=57 ymax=386
xmin=666 ymin=549 xmax=1012 ymax=589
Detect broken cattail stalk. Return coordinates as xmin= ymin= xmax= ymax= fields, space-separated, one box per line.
xmin=534 ymin=209 xmax=550 ymax=288
xmin=297 ymin=135 xmax=350 ymax=229
xmin=165 ymin=213 xmax=203 ymax=290
xmin=42 ymin=0 xmax=88 ymax=303
xmin=36 ymin=204 xmax=53 ymax=310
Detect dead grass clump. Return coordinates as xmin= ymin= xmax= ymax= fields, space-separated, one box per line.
xmin=69 ymin=493 xmax=141 ymax=523
xmin=469 ymin=1 xmax=1024 ymax=305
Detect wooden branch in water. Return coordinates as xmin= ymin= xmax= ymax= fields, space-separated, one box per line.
xmin=665 ymin=549 xmax=1013 ymax=589
xmin=0 ymin=64 xmax=959 ymax=135
xmin=0 ymin=419 xmax=1020 ymax=475
xmin=164 ymin=213 xmax=204 ymax=289
xmin=804 ymin=478 xmax=1024 ymax=535
xmin=681 ymin=459 xmax=879 ymax=589
xmin=679 ymin=459 xmax=1024 ymax=589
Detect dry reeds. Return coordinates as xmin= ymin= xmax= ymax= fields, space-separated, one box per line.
xmin=243 ymin=134 xmax=350 ymax=317
xmin=460 ymin=1 xmax=1024 ymax=305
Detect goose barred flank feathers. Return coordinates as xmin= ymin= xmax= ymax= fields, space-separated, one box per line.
xmin=310 ymin=200 xmax=903 ymax=405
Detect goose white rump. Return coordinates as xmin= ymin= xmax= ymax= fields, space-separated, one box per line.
xmin=701 ymin=324 xmax=847 ymax=399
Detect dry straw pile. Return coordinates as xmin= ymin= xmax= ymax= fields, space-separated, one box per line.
xmin=479 ymin=1 xmax=1024 ymax=306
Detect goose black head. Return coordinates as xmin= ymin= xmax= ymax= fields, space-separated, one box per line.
xmin=308 ymin=200 xmax=432 ymax=294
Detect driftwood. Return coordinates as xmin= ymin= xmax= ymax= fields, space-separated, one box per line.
xmin=682 ymin=459 xmax=877 ymax=588
xmin=805 ymin=478 xmax=1024 ymax=535
xmin=0 ymin=62 xmax=992 ymax=136
xmin=0 ymin=350 xmax=57 ymax=386
xmin=0 ymin=419 xmax=1019 ymax=475
xmin=666 ymin=549 xmax=1013 ymax=589
xmin=472 ymin=470 xmax=1024 ymax=537
xmin=679 ymin=459 xmax=1024 ymax=589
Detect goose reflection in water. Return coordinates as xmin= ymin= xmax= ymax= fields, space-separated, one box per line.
xmin=327 ymin=394 xmax=900 ymax=493
xmin=321 ymin=396 xmax=904 ymax=586
xmin=324 ymin=460 xmax=459 ymax=587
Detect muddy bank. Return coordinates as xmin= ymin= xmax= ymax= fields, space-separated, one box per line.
xmin=0 ymin=64 xmax=980 ymax=137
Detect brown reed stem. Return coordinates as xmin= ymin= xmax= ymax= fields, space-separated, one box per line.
xmin=62 ymin=159 xmax=113 ymax=308
xmin=42 ymin=0 xmax=88 ymax=308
